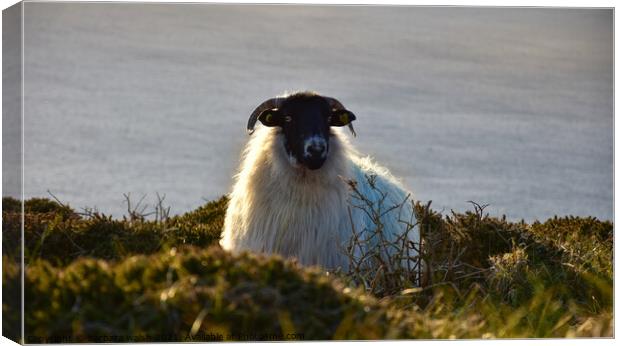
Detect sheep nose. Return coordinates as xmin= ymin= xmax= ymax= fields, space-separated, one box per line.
xmin=304 ymin=136 xmax=327 ymax=159
xmin=307 ymin=144 xmax=325 ymax=157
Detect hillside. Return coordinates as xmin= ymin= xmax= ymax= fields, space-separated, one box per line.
xmin=2 ymin=195 xmax=613 ymax=342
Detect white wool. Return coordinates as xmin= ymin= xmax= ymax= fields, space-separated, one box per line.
xmin=220 ymin=126 xmax=420 ymax=274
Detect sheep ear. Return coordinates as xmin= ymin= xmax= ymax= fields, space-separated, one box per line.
xmin=257 ymin=109 xmax=282 ymax=127
xmin=329 ymin=110 xmax=356 ymax=127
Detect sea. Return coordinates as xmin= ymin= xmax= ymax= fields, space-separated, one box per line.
xmin=3 ymin=3 xmax=613 ymax=221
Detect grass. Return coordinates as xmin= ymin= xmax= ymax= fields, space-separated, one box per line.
xmin=1 ymin=187 xmax=613 ymax=342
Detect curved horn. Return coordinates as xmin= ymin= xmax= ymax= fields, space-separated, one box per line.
xmin=247 ymin=97 xmax=282 ymax=134
xmin=323 ymin=96 xmax=357 ymax=137
xmin=323 ymin=96 xmax=345 ymax=111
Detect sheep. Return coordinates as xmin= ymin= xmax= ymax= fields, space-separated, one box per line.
xmin=220 ymin=91 xmax=420 ymax=282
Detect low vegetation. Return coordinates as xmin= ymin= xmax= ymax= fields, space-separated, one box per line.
xmin=2 ymin=187 xmax=613 ymax=342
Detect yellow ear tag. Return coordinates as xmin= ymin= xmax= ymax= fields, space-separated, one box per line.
xmin=265 ymin=113 xmax=273 ymax=123
xmin=339 ymin=113 xmax=349 ymax=124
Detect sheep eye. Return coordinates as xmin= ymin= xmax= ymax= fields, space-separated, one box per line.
xmin=284 ymin=116 xmax=292 ymax=122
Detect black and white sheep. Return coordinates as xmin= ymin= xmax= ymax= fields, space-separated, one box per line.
xmin=220 ymin=91 xmax=420 ymax=278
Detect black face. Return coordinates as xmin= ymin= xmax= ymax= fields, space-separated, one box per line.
xmin=257 ymin=95 xmax=356 ymax=170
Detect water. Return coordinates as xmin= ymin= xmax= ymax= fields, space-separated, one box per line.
xmin=6 ymin=3 xmax=613 ymax=221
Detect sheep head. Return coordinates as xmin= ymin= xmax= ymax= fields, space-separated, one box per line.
xmin=247 ymin=91 xmax=356 ymax=170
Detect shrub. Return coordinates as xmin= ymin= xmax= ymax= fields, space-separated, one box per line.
xmin=2 ymin=195 xmax=613 ymax=340
xmin=23 ymin=246 xmax=398 ymax=342
xmin=2 ymin=196 xmax=227 ymax=266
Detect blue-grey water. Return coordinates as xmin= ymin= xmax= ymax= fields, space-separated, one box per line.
xmin=6 ymin=3 xmax=613 ymax=221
